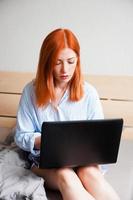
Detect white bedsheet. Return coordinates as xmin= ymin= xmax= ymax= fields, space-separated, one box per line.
xmin=0 ymin=144 xmax=48 ymax=200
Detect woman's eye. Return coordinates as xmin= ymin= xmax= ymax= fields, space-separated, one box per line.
xmin=68 ymin=61 xmax=75 ymax=64
xmin=56 ymin=61 xmax=61 ymax=65
xmin=68 ymin=57 xmax=77 ymax=64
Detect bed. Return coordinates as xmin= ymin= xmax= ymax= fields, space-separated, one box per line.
xmin=0 ymin=71 xmax=133 ymax=200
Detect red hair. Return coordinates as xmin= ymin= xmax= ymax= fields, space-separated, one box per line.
xmin=35 ymin=28 xmax=84 ymax=107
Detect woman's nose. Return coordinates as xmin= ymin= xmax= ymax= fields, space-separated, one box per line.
xmin=61 ymin=62 xmax=68 ymax=73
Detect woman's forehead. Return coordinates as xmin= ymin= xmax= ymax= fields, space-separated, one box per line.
xmin=57 ymin=48 xmax=77 ymax=60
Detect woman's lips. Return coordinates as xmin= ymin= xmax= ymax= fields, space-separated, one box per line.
xmin=60 ymin=75 xmax=69 ymax=80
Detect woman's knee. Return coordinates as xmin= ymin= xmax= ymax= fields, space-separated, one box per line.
xmin=56 ymin=167 xmax=87 ymax=192
xmin=56 ymin=168 xmax=76 ymax=185
xmin=77 ymin=165 xmax=103 ymax=183
xmin=32 ymin=166 xmax=76 ymax=190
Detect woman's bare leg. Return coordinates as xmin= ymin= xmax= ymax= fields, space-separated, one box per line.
xmin=32 ymin=166 xmax=95 ymax=200
xmin=77 ymin=165 xmax=120 ymax=200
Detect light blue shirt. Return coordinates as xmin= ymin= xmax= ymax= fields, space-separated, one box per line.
xmin=15 ymin=81 xmax=104 ymax=156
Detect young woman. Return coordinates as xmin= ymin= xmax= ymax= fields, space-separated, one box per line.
xmin=15 ymin=28 xmax=120 ymax=200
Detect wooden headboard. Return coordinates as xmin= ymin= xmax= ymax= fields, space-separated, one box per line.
xmin=0 ymin=71 xmax=133 ymax=140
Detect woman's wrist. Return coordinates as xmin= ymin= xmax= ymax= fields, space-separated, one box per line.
xmin=34 ymin=136 xmax=41 ymax=150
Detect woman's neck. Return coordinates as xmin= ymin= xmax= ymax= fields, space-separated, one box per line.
xmin=52 ymin=83 xmax=69 ymax=108
xmin=55 ymin=82 xmax=68 ymax=91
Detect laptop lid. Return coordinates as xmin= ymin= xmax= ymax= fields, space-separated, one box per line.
xmin=39 ymin=118 xmax=123 ymax=169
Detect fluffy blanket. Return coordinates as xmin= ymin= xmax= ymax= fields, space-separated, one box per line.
xmin=0 ymin=144 xmax=48 ymax=200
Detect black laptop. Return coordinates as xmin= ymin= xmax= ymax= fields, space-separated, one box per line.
xmin=39 ymin=118 xmax=123 ymax=169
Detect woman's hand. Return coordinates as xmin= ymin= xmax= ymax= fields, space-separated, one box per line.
xmin=34 ymin=136 xmax=41 ymax=150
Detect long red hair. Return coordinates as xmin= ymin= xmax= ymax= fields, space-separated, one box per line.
xmin=35 ymin=28 xmax=84 ymax=107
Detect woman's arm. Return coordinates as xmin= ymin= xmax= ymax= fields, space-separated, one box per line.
xmin=15 ymin=82 xmax=41 ymax=155
xmin=86 ymin=84 xmax=104 ymax=119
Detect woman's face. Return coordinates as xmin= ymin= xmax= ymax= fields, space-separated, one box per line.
xmin=53 ymin=48 xmax=78 ymax=87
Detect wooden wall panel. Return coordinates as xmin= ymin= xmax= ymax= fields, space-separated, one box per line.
xmin=0 ymin=94 xmax=20 ymax=117
xmin=101 ymin=100 xmax=133 ymax=127
xmin=0 ymin=71 xmax=133 ymax=140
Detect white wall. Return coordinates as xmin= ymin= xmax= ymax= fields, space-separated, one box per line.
xmin=0 ymin=0 xmax=133 ymax=75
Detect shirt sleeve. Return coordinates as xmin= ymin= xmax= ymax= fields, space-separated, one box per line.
xmin=14 ymin=83 xmax=41 ymax=156
xmin=87 ymin=84 xmax=104 ymax=120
